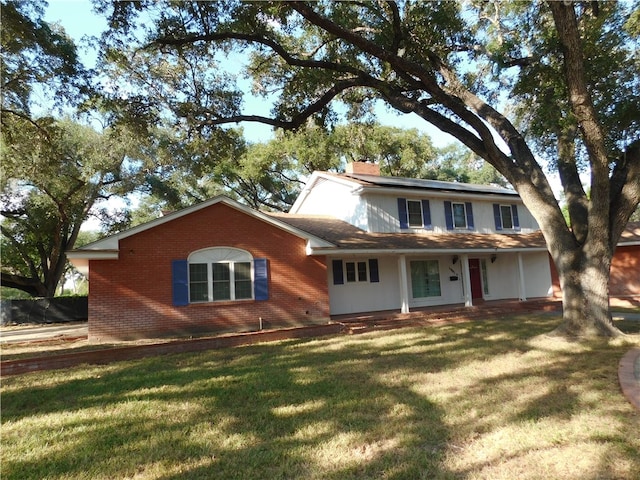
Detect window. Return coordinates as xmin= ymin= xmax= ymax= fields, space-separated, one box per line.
xmin=189 ymin=263 xmax=209 ymax=302
xmin=480 ymin=259 xmax=489 ymax=295
xmin=444 ymin=201 xmax=474 ymax=230
xmin=184 ymin=248 xmax=260 ymax=303
xmin=500 ymin=205 xmax=513 ymax=229
xmin=407 ymin=200 xmax=424 ymax=227
xmin=346 ymin=261 xmax=368 ymax=282
xmin=410 ymin=260 xmax=441 ymax=298
xmin=397 ymin=198 xmax=431 ymax=229
xmin=190 ymin=261 xmax=253 ymax=302
xmin=493 ymin=204 xmax=520 ymax=231
xmin=172 ymin=252 xmax=268 ymax=306
xmin=452 ymin=203 xmax=467 ymax=228
xmin=332 ymin=259 xmax=380 ymax=285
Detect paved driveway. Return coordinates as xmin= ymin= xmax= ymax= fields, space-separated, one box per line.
xmin=0 ymin=323 xmax=88 ymax=343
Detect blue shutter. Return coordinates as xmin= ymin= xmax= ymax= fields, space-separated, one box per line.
xmin=172 ymin=260 xmax=189 ymax=306
xmin=493 ymin=204 xmax=503 ymax=231
xmin=332 ymin=259 xmax=344 ymax=285
xmin=511 ymin=205 xmax=520 ymax=230
xmin=397 ymin=198 xmax=408 ymax=229
xmin=444 ymin=201 xmax=453 ymax=230
xmin=369 ymin=259 xmax=380 ymax=283
xmin=465 ymin=202 xmax=474 ymax=230
xmin=421 ymin=199 xmax=432 ymax=229
xmin=254 ymin=258 xmax=269 ymax=300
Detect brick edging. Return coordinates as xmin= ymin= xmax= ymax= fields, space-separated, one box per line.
xmin=618 ymin=348 xmax=640 ymax=411
xmin=0 ymin=323 xmax=342 ymax=376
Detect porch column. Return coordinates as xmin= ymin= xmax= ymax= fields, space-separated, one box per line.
xmin=461 ymin=254 xmax=473 ymax=307
xmin=398 ymin=255 xmax=410 ymax=313
xmin=517 ymin=252 xmax=527 ymax=301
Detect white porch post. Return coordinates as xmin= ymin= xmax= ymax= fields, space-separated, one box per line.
xmin=398 ymin=255 xmax=410 ymax=314
xmin=517 ymin=252 xmax=527 ymax=301
xmin=461 ymin=254 xmax=473 ymax=307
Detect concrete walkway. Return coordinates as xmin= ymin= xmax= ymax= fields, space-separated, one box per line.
xmin=0 ymin=322 xmax=88 ymax=344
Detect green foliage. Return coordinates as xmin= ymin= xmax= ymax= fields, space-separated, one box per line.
xmin=0 ymin=0 xmax=90 ymax=115
xmin=1 ymin=117 xmax=151 ymax=296
xmin=134 ymin=121 xmax=503 ymax=215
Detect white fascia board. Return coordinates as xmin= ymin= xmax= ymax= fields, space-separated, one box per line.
xmin=66 ymin=250 xmax=119 ymax=260
xmin=306 ymin=246 xmax=549 ymax=256
xmin=618 ymin=240 xmax=640 ymax=247
xmin=353 ymin=186 xmax=522 ymax=203
xmin=73 ymin=195 xmax=335 ymax=260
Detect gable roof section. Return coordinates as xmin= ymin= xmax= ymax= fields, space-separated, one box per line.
xmin=290 ymin=171 xmax=519 ymax=213
xmin=68 ymin=195 xmax=335 ymax=263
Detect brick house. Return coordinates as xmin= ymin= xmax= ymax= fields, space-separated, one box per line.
xmin=549 ymin=223 xmax=640 ymax=306
xmin=69 ymin=198 xmax=333 ymax=340
xmin=69 ymin=162 xmax=638 ymax=340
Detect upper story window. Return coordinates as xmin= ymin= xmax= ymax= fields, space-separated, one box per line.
xmin=398 ymin=198 xmax=432 ymax=230
xmin=452 ymin=202 xmax=468 ymax=228
xmin=444 ymin=201 xmax=474 ymax=231
xmin=493 ymin=204 xmax=520 ymax=231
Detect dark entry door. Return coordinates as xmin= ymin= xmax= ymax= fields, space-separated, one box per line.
xmin=468 ymin=259 xmax=483 ymax=300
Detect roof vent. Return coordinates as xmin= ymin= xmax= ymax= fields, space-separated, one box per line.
xmin=345 ymin=161 xmax=380 ymax=176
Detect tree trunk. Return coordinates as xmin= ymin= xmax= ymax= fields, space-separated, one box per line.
xmin=552 ymin=247 xmax=622 ymax=338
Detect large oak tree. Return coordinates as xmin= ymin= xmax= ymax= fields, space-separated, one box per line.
xmin=98 ymin=1 xmax=640 ymax=337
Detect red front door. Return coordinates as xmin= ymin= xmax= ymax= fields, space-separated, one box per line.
xmin=468 ymin=259 xmax=483 ymax=300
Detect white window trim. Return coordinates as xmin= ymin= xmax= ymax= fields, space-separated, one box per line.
xmin=406 ymin=199 xmax=424 ymax=228
xmin=409 ymin=258 xmax=443 ymax=299
xmin=345 ymin=260 xmax=369 ymax=283
xmin=451 ymin=202 xmax=468 ymax=229
xmin=499 ymin=204 xmax=514 ymax=230
xmin=188 ymin=247 xmax=254 ymax=303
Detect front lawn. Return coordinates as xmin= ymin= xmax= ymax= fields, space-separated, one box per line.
xmin=2 ymin=314 xmax=639 ymax=479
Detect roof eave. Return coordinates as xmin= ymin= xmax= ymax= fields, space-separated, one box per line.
xmin=306 ymin=246 xmax=550 ymax=256
xmin=353 ymin=185 xmax=521 ymax=202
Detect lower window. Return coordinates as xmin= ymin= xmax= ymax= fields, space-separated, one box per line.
xmin=410 ymin=260 xmax=442 ymax=298
xmin=190 ymin=261 xmax=252 ymax=302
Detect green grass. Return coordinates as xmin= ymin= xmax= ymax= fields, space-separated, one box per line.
xmin=2 ymin=314 xmax=639 ymax=479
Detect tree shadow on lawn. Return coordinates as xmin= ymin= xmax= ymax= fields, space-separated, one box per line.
xmin=2 ymin=313 xmax=639 ymax=480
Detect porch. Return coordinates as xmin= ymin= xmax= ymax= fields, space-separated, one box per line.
xmin=331 ymin=297 xmax=562 ymax=334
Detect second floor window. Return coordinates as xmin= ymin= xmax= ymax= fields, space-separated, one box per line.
xmin=452 ymin=202 xmax=468 ymax=228
xmin=407 ymin=200 xmax=424 ymax=227
xmin=398 ymin=198 xmax=432 ymax=229
xmin=444 ymin=201 xmax=474 ymax=231
xmin=493 ymin=204 xmax=520 ymax=231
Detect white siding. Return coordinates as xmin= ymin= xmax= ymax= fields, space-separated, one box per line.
xmin=362 ymin=192 xmax=539 ymax=234
xmin=522 ymin=252 xmax=554 ymax=298
xmin=328 ymin=256 xmax=400 ymax=315
xmin=294 ymin=179 xmax=369 ymax=230
xmin=327 ymin=252 xmax=552 ymax=315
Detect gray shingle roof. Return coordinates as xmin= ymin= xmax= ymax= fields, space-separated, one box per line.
xmin=341 ymin=173 xmax=519 ymax=196
xmin=267 ymin=213 xmax=548 ymax=252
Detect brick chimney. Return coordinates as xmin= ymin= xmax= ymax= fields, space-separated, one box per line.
xmin=345 ymin=161 xmax=380 ymax=176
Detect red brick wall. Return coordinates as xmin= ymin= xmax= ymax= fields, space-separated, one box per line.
xmin=549 ymin=245 xmax=640 ymax=302
xmin=88 ymin=203 xmax=329 ymax=341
